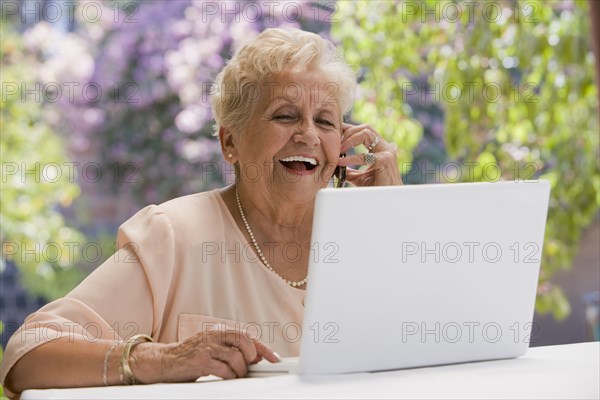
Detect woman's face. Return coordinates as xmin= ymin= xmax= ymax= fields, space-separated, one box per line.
xmin=234 ymin=67 xmax=342 ymax=205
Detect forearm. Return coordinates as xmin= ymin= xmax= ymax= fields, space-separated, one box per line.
xmin=4 ymin=336 xmax=165 ymax=394
xmin=4 ymin=324 xmax=281 ymax=395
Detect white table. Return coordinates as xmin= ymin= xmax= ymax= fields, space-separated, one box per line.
xmin=22 ymin=342 xmax=599 ymax=399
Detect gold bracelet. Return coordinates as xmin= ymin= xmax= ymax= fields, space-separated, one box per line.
xmin=120 ymin=334 xmax=153 ymax=385
xmin=103 ymin=341 xmax=121 ymax=386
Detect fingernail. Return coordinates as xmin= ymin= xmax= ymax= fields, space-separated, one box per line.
xmin=273 ymin=352 xmax=282 ymax=362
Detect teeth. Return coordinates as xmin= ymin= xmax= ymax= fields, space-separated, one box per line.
xmin=280 ymin=156 xmax=317 ymax=165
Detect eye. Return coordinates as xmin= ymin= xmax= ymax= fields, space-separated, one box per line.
xmin=316 ymin=119 xmax=335 ymax=127
xmin=273 ymin=114 xmax=295 ymax=121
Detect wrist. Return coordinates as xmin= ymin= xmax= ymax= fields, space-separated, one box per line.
xmin=129 ymin=342 xmax=165 ymax=384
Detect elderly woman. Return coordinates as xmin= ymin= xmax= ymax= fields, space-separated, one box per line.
xmin=0 ymin=28 xmax=401 ymax=396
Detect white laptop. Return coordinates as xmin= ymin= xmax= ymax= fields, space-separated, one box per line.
xmin=249 ymin=180 xmax=551 ymax=376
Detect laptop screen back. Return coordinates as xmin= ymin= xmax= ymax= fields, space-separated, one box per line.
xmin=299 ymin=181 xmax=551 ymax=374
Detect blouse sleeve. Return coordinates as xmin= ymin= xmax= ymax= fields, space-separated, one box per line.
xmin=0 ymin=205 xmax=176 ymax=394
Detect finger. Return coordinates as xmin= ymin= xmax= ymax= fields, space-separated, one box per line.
xmin=341 ymin=122 xmax=357 ymax=133
xmin=250 ymin=354 xmax=263 ymax=364
xmin=341 ymin=130 xmax=372 ymax=154
xmin=222 ymin=346 xmax=249 ymax=377
xmin=341 ymin=123 xmax=376 ymax=140
xmin=254 ymin=341 xmax=282 ymax=363
xmin=344 ymin=168 xmax=374 ymax=186
xmin=341 ymin=122 xmax=368 ymax=135
xmin=345 ymin=168 xmax=373 ymax=179
xmin=207 ymin=358 xmax=237 ymax=380
xmin=338 ymin=153 xmax=373 ymax=167
xmin=341 ymin=123 xmax=366 ymax=140
xmin=223 ymin=333 xmax=257 ymax=364
xmin=344 ymin=157 xmax=403 ymax=186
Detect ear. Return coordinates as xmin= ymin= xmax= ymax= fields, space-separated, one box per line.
xmin=219 ymin=126 xmax=238 ymax=164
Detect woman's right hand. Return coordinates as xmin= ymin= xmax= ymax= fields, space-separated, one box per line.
xmin=131 ymin=328 xmax=281 ymax=383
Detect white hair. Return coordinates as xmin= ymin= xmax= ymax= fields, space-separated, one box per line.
xmin=211 ymin=28 xmax=356 ymax=136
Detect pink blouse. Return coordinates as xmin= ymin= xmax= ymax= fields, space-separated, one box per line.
xmin=0 ymin=190 xmax=305 ymax=394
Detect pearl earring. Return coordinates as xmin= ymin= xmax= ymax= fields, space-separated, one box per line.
xmin=228 ymin=154 xmax=233 ymax=158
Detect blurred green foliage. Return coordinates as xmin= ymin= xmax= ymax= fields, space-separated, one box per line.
xmin=333 ymin=0 xmax=599 ymax=320
xmin=332 ymin=1 xmax=600 ymax=320
xmin=1 ymin=22 xmax=86 ymax=300
xmin=1 ymin=0 xmax=597 ymax=325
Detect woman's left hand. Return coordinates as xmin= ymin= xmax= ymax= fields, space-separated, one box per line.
xmin=337 ymin=123 xmax=403 ymax=186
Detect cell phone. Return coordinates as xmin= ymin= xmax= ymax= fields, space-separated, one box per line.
xmin=334 ymin=153 xmax=346 ymax=188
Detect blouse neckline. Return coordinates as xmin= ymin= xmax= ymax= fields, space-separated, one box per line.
xmin=211 ymin=189 xmax=307 ymax=294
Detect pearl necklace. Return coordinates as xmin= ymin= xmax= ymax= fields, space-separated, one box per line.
xmin=235 ymin=188 xmax=308 ymax=288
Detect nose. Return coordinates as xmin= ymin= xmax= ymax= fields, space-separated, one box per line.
xmin=293 ymin=117 xmax=320 ymax=147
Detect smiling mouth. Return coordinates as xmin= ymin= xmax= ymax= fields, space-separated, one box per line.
xmin=279 ymin=156 xmax=318 ymax=172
